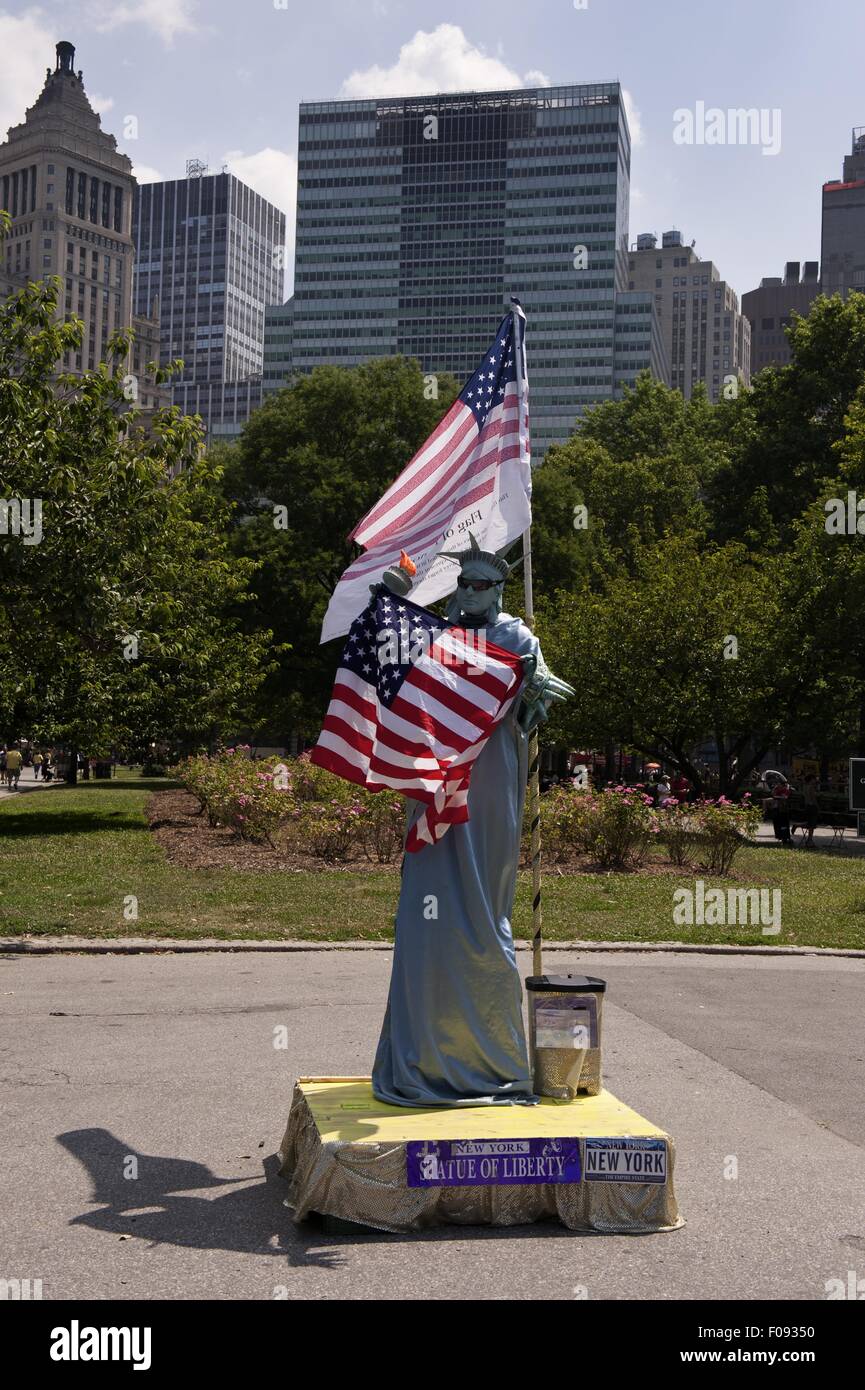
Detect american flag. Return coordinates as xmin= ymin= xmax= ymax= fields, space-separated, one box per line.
xmin=320 ymin=302 xmax=531 ymax=643
xmin=311 ymin=590 xmax=524 ymax=851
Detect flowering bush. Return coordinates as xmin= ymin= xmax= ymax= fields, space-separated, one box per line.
xmin=356 ymin=790 xmax=406 ymax=864
xmin=655 ymin=799 xmax=693 ymax=866
xmin=288 ymin=798 xmax=360 ymax=861
xmin=691 ymin=795 xmax=761 ymax=875
xmin=291 ymin=751 xmax=355 ymax=804
xmin=173 ymin=748 xmax=761 ymax=874
xmin=540 ymin=784 xmax=594 ymax=862
xmin=173 ymin=748 xmax=407 ymax=862
xmin=536 ymin=784 xmax=759 ymax=874
xmin=172 ymin=747 xmax=290 ymax=844
xmin=582 ymin=786 xmax=657 ymax=869
xmin=539 ymin=784 xmax=654 ymax=869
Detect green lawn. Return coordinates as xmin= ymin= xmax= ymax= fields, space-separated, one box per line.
xmin=1 ymin=777 xmax=863 ymax=948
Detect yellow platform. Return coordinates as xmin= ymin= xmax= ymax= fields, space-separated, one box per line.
xmin=279 ymin=1078 xmax=683 ymax=1235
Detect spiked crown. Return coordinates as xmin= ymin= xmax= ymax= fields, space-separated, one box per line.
xmin=437 ymin=531 xmax=524 ymax=581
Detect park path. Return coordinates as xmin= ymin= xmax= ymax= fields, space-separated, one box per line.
xmin=0 ymin=947 xmax=862 ymax=1301
xmin=0 ymin=766 xmax=67 ymax=798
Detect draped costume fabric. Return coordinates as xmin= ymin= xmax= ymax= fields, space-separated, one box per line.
xmin=372 ymin=611 xmax=544 ymax=1108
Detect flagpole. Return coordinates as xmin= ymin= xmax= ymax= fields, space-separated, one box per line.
xmin=512 ymin=297 xmax=543 ymax=981
xmin=522 ymin=533 xmax=543 ymax=981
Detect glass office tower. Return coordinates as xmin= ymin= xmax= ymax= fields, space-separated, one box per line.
xmin=132 ymin=167 xmax=285 ymax=438
xmin=292 ymin=83 xmax=666 ymax=457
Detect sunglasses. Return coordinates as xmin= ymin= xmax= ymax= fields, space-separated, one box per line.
xmin=460 ymin=578 xmax=496 ymax=591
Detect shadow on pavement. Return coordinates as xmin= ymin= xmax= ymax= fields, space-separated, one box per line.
xmin=57 ymin=1126 xmax=569 ymax=1270
xmin=58 ymin=1127 xmax=349 ymax=1270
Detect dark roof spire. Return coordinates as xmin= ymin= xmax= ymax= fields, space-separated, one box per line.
xmin=55 ymin=41 xmax=76 ymax=74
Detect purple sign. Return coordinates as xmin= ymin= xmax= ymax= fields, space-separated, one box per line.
xmin=406 ymin=1137 xmax=581 ymax=1187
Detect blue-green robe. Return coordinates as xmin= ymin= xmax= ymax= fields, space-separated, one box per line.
xmin=371 ymin=611 xmax=542 ymax=1107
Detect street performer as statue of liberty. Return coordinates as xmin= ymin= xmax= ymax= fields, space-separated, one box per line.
xmin=369 ymin=533 xmax=574 ymax=1108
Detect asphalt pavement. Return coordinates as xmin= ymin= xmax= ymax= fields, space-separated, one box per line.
xmin=1 ymin=947 xmax=863 ymax=1300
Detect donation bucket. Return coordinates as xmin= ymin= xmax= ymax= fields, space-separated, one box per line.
xmin=525 ymin=974 xmax=607 ymax=1099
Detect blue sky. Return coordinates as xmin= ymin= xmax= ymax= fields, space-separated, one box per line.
xmin=2 ymin=0 xmax=863 ymax=301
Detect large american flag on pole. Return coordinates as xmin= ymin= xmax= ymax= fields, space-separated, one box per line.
xmin=320 ymin=301 xmax=531 ymax=643
xmin=310 ymin=591 xmax=524 ymax=851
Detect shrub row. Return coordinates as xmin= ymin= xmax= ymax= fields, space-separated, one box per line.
xmin=172 ymin=748 xmax=405 ymax=861
xmin=172 ymin=754 xmax=760 ymax=872
xmin=538 ymin=785 xmax=761 ymax=874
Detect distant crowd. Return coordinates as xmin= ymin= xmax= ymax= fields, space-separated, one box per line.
xmin=0 ymin=741 xmax=57 ymax=790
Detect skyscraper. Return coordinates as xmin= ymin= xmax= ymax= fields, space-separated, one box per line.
xmin=292 ymin=83 xmax=666 ymax=457
xmin=132 ymin=164 xmax=285 ymax=438
xmin=742 ymin=261 xmax=820 ymax=372
xmin=628 ymin=230 xmax=750 ymax=400
xmin=263 ymin=294 xmax=294 ymax=396
xmin=0 ymin=39 xmax=166 ymax=409
xmin=821 ymin=128 xmax=865 ymax=299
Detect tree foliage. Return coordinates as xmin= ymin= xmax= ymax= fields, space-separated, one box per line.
xmin=219 ymin=357 xmax=460 ymax=735
xmin=0 ymin=238 xmax=272 ymax=756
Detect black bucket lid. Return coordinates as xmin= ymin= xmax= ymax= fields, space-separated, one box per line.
xmin=525 ymin=974 xmax=606 ymax=993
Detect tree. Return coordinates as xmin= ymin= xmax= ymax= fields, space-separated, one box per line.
xmin=708 ymin=292 xmax=865 ymax=546
xmin=530 ymin=373 xmax=723 ymax=592
xmin=537 ymin=537 xmax=842 ymax=795
xmin=220 ymin=357 xmax=460 ymax=735
xmin=0 ymin=245 xmax=273 ymax=763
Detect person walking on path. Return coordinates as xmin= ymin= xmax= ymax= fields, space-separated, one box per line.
xmin=32 ymin=750 xmax=43 ymax=780
xmin=4 ymin=745 xmax=23 ymax=790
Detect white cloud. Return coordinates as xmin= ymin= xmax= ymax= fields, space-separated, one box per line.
xmin=88 ymin=0 xmax=198 ymax=45
xmin=0 ymin=10 xmax=55 ymax=144
xmin=130 ymin=161 xmax=163 ymax=183
xmin=222 ymin=147 xmax=297 ymax=296
xmin=623 ymin=89 xmax=644 ymax=146
xmin=339 ymin=24 xmax=550 ymax=99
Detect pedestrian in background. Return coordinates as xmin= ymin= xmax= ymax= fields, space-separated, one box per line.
xmin=771 ymin=778 xmax=793 ymax=845
xmin=5 ymin=745 xmax=22 ymax=789
xmin=802 ymin=772 xmax=820 ymax=849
